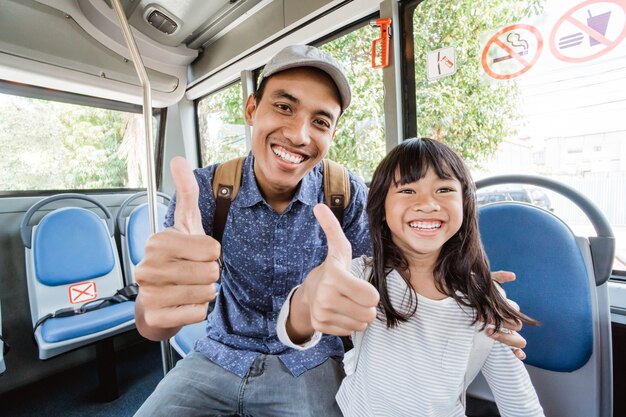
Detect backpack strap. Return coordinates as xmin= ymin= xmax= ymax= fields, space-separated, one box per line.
xmin=322 ymin=159 xmax=353 ymax=350
xmin=212 ymin=157 xmax=246 ymax=243
xmin=322 ymin=159 xmax=351 ymax=226
xmin=212 ymin=157 xmax=350 ymax=242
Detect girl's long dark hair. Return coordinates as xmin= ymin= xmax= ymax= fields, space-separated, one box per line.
xmin=366 ymin=138 xmax=537 ymax=330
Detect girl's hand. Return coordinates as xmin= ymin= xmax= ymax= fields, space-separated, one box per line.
xmin=487 ymin=327 xmax=527 ymax=360
xmin=489 ymin=270 xmax=527 ymax=359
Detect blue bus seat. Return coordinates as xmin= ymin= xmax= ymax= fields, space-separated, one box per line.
xmin=170 ymin=290 xmax=221 ymax=358
xmin=170 ymin=320 xmax=207 ymax=358
xmin=116 ymin=192 xmax=170 ymax=285
xmin=466 ymin=201 xmax=613 ymax=417
xmin=116 ymin=192 xmax=213 ymax=360
xmin=20 ymin=194 xmax=135 ymax=361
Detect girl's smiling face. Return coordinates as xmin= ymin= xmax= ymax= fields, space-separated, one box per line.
xmin=384 ymin=165 xmax=464 ymax=265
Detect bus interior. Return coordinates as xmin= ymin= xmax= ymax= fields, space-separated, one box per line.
xmin=0 ymin=0 xmax=625 ymax=415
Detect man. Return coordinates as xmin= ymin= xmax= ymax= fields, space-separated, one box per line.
xmin=134 ymin=45 xmax=524 ymax=417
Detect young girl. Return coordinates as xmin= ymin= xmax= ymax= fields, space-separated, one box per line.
xmin=279 ymin=138 xmax=544 ymax=416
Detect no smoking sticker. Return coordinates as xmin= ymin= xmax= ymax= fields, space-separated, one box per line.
xmin=481 ymin=24 xmax=544 ymax=80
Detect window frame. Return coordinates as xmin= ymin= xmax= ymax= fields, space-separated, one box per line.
xmin=194 ymin=79 xmax=248 ymax=168
xmin=0 ymin=80 xmax=165 ymax=197
xmin=399 ymin=0 xmax=624 ymax=274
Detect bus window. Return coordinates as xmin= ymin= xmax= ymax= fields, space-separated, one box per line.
xmin=197 ymin=81 xmax=246 ymax=166
xmin=0 ymin=90 xmax=158 ymax=193
xmin=319 ymin=23 xmax=387 ymax=184
xmin=408 ymin=0 xmax=626 ymax=271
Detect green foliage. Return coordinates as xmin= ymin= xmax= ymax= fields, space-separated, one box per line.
xmin=413 ymin=0 xmax=544 ymax=166
xmin=195 ymin=0 xmax=544 ymax=180
xmin=0 ymin=94 xmax=143 ymax=191
xmin=320 ymin=26 xmax=387 ymax=182
xmin=1 ymin=0 xmax=545 ymax=192
xmin=0 ymin=97 xmax=63 ymax=190
xmin=197 ymin=83 xmax=247 ymax=166
xmin=57 ymin=106 xmax=128 ymax=188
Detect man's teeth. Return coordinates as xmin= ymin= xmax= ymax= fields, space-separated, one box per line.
xmin=273 ymin=147 xmax=303 ymax=164
xmin=409 ymin=221 xmax=442 ymax=230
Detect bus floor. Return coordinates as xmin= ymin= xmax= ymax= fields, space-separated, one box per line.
xmin=0 ymin=340 xmax=162 ymax=417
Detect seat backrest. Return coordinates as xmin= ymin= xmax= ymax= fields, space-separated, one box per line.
xmin=171 ymin=320 xmax=207 ymax=358
xmin=467 ymin=202 xmax=612 ymax=417
xmin=20 ymin=194 xmax=125 ymax=326
xmin=117 ymin=192 xmax=170 ymax=284
xmin=24 ymin=206 xmax=125 ymax=326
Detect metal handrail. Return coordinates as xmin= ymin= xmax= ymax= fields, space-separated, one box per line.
xmin=111 ymin=0 xmax=174 ymax=375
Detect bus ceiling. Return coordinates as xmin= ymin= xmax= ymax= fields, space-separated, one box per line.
xmin=0 ymin=0 xmax=366 ymax=107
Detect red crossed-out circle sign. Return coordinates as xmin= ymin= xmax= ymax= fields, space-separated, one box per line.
xmin=481 ymin=24 xmax=544 ymax=80
xmin=550 ymin=0 xmax=626 ymax=63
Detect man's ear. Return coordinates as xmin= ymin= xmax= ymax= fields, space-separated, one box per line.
xmin=244 ymin=94 xmax=257 ymax=126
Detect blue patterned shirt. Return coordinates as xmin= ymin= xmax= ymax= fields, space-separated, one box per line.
xmin=164 ymin=152 xmax=371 ymax=378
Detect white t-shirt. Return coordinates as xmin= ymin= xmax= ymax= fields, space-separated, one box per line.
xmin=277 ymin=256 xmax=544 ymax=417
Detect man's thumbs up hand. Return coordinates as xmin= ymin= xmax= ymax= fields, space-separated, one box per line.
xmin=134 ymin=157 xmax=221 ymax=341
xmin=171 ymin=157 xmax=205 ymax=235
xmin=286 ymin=205 xmax=379 ymax=342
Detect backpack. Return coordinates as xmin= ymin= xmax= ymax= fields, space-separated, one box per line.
xmin=211 ymin=156 xmax=351 ymax=243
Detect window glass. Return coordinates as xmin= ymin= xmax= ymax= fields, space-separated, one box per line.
xmin=320 ymin=24 xmax=387 ymax=183
xmin=197 ymin=82 xmax=246 ymax=166
xmin=0 ymin=93 xmax=156 ymax=192
xmin=412 ymin=0 xmax=626 ymax=270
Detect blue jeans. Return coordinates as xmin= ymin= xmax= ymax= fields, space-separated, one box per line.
xmin=133 ymin=351 xmax=345 ymax=417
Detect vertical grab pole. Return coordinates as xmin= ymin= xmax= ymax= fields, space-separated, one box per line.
xmin=111 ymin=0 xmax=174 ymax=376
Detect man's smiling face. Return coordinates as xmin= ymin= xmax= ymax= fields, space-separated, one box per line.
xmin=245 ymin=67 xmax=342 ymax=197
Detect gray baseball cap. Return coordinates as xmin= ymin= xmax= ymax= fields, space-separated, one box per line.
xmin=259 ymin=44 xmax=351 ymax=112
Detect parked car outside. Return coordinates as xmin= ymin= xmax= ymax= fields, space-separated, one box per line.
xmin=476 ymin=186 xmax=553 ymax=211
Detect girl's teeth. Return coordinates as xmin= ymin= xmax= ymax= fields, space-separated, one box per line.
xmin=409 ymin=221 xmax=441 ymax=230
